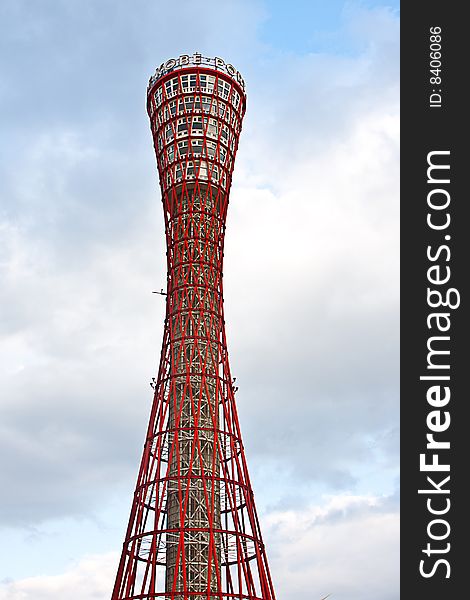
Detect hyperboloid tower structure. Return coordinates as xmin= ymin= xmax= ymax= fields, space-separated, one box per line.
xmin=111 ymin=53 xmax=276 ymax=600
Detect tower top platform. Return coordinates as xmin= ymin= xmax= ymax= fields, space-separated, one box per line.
xmin=147 ymin=52 xmax=246 ymax=96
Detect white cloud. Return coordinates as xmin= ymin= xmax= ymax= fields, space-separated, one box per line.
xmin=0 ymin=552 xmax=118 ymax=600
xmin=0 ymin=495 xmax=398 ymax=600
xmin=265 ymin=495 xmax=399 ymax=600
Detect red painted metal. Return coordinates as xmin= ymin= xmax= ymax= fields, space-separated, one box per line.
xmin=112 ymin=55 xmax=275 ymax=600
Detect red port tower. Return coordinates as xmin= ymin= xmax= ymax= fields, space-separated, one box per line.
xmin=111 ymin=53 xmax=276 ymax=600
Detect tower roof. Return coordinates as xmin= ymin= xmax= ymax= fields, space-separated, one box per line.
xmin=147 ymin=52 xmax=246 ymax=97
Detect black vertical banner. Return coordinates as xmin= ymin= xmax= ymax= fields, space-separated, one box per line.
xmin=401 ymin=2 xmax=467 ymax=598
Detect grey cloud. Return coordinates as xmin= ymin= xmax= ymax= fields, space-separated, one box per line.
xmin=0 ymin=0 xmax=398 ymax=550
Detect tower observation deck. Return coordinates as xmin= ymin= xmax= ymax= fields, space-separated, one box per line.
xmin=111 ymin=53 xmax=276 ymax=600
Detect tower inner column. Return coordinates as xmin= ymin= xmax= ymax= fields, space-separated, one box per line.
xmin=165 ymin=184 xmax=225 ymax=595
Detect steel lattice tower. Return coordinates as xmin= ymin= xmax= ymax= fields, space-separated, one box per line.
xmin=112 ymin=53 xmax=276 ymax=600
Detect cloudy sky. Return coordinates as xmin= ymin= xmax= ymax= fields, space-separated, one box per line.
xmin=0 ymin=1 xmax=399 ymax=599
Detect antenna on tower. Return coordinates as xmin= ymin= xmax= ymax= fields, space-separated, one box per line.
xmin=152 ymin=288 xmax=167 ymax=296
